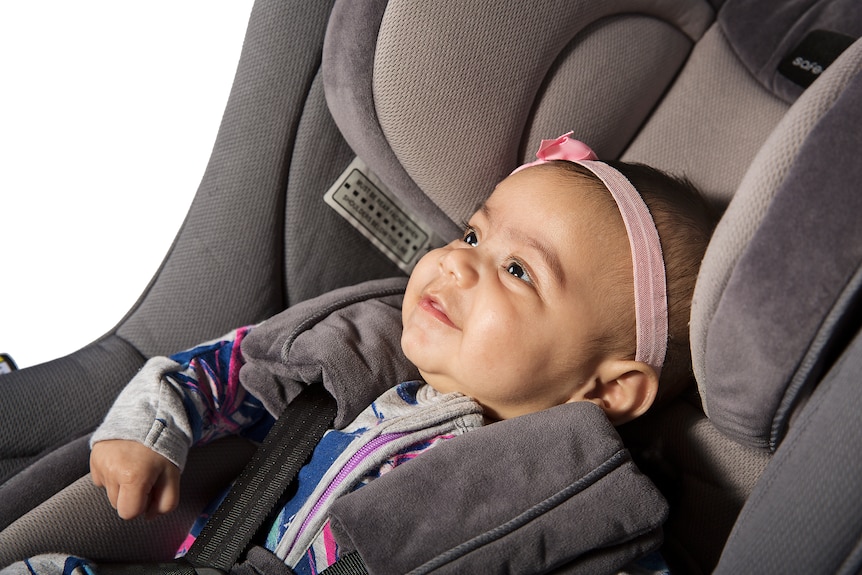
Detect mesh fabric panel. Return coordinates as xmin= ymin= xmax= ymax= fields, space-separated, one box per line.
xmin=373 ymin=0 xmax=713 ymax=229
xmin=0 ymin=436 xmax=90 ymax=532
xmin=0 ymin=437 xmax=255 ymax=566
xmin=623 ymin=24 xmax=789 ymax=207
xmin=0 ymin=335 xmax=144 ymax=485
xmin=524 ymin=15 xmax=694 ymax=163
xmin=284 ymin=72 xmax=403 ymax=307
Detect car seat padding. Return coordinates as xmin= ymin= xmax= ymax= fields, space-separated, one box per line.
xmin=691 ymin=38 xmax=862 ymax=396
xmin=715 ymin=327 xmax=862 ymax=573
xmin=719 ymin=0 xmax=862 ymax=103
xmin=701 ymin=53 xmax=862 ymax=449
xmin=324 ymin=0 xmax=714 ymax=239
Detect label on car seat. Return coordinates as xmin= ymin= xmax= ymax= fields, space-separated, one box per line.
xmin=778 ymin=29 xmax=856 ymax=88
xmin=324 ymin=157 xmax=443 ymax=272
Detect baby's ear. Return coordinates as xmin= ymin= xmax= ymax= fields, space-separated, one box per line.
xmin=580 ymin=360 xmax=659 ymax=425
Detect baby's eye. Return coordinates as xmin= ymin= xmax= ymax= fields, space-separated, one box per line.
xmin=462 ymin=227 xmax=479 ymax=247
xmin=506 ymin=260 xmax=532 ymax=284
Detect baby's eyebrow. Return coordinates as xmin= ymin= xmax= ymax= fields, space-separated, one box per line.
xmin=480 ymin=203 xmax=566 ymax=287
xmin=523 ymin=234 xmax=566 ymax=288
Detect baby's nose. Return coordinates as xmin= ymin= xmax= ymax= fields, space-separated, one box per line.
xmin=440 ymin=248 xmax=479 ymax=288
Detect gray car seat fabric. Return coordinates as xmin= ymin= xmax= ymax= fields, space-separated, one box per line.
xmin=632 ymin=14 xmax=862 ymax=574
xmin=323 ymin=0 xmax=862 ymax=572
xmin=625 ymin=0 xmax=860 ymax=206
xmin=720 ymin=0 xmax=862 ymax=103
xmin=619 ymin=398 xmax=771 ymax=573
xmin=0 ymin=277 xmax=410 ymax=564
xmin=324 ymin=0 xmax=715 ymax=239
xmin=115 ymin=0 xmax=400 ymax=361
xmin=328 ymin=402 xmax=667 ymax=575
xmin=3 ymin=0 xmax=862 ymax=572
xmin=0 ymin=435 xmax=91 ymax=538
xmin=697 ymin=43 xmax=862 ymax=449
xmin=0 ymin=337 xmax=143 ymax=483
xmin=239 ymin=277 xmax=416 ymax=429
xmin=0 ymin=0 xmax=401 ymax=528
xmin=634 ymin=29 xmax=862 ymax=575
xmin=700 ymin=36 xmax=862 ymax=570
xmin=714 ymin=329 xmax=862 ymax=574
xmin=690 ymin=5 xmax=862 ymax=401
xmin=0 ymin=437 xmax=256 ymax=564
xmin=0 ymin=336 xmax=145 ymax=521
xmin=621 ymin=22 xmax=789 ymax=208
xmin=241 ymin=279 xmax=668 ymax=573
xmin=0 ymin=277 xmax=669 ymax=571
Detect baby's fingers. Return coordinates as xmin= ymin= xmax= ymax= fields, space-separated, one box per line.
xmin=101 ymin=480 xmax=121 ymax=511
xmin=90 ymin=440 xmax=180 ymax=520
xmin=115 ymin=474 xmax=158 ymax=520
xmin=146 ymin=465 xmax=181 ymax=519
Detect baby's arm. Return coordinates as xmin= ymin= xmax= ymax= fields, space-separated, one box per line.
xmin=90 ymin=325 xmax=271 ymax=520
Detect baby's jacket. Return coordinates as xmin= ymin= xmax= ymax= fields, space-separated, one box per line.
xmin=92 ymin=327 xmax=483 ymax=572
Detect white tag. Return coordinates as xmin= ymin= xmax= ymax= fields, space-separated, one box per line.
xmin=324 ymin=157 xmax=444 ymax=272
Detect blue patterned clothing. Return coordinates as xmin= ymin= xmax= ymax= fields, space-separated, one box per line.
xmin=1 ymin=324 xmax=671 ymax=575
xmin=177 ymin=381 xmax=484 ymax=573
xmin=0 ymin=325 xmax=485 ymax=575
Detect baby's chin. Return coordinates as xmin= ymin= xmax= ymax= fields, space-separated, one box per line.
xmin=414 ymin=369 xmax=457 ymax=396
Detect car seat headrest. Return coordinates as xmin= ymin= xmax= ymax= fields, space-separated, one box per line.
xmin=323 ymin=0 xmax=714 ymax=240
xmin=718 ymin=0 xmax=862 ymax=103
xmin=691 ymin=38 xmax=862 ymax=450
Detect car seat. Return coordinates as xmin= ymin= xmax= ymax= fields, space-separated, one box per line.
xmin=2 ymin=0 xmax=861 ymax=572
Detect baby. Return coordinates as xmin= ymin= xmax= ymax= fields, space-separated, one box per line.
xmin=5 ymin=134 xmax=715 ymax=574
xmin=401 ymin=136 xmax=711 ymax=422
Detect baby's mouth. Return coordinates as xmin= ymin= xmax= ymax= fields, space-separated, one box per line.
xmin=418 ymin=295 xmax=458 ymax=329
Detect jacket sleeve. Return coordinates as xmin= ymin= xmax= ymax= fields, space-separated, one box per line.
xmin=90 ymin=326 xmax=272 ymax=471
xmin=91 ymin=276 xmax=415 ymax=470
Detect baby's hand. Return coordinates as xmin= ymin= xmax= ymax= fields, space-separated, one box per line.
xmin=90 ymin=439 xmax=181 ymax=520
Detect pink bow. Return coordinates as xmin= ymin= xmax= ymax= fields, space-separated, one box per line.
xmin=512 ymin=131 xmax=598 ymax=174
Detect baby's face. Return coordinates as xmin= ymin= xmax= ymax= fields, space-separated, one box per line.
xmin=401 ymin=166 xmax=632 ymax=420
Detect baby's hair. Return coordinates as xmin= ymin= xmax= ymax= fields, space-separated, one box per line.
xmin=544 ymin=160 xmax=718 ymax=405
xmin=610 ymin=162 xmax=717 ymax=404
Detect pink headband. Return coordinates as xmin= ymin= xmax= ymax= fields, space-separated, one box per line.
xmin=514 ymin=133 xmax=668 ymax=375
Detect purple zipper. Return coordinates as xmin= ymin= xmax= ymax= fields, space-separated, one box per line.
xmin=293 ymin=431 xmax=408 ymax=544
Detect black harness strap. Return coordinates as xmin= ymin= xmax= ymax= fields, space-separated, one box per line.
xmin=183 ymin=384 xmax=337 ymax=572
xmin=319 ymin=552 xmax=369 ymax=575
xmin=97 ymin=562 xmax=204 ymax=575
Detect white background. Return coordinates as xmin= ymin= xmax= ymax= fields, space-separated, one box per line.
xmin=0 ymin=2 xmax=255 ymax=368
